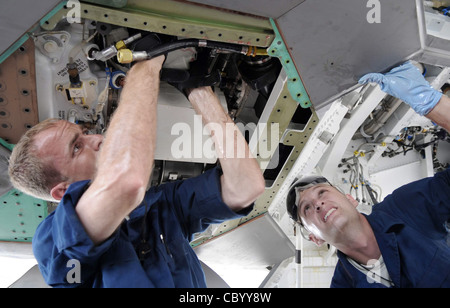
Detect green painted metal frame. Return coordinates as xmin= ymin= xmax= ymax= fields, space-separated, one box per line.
xmin=267 ymin=19 xmax=312 ymax=109
xmin=42 ymin=0 xmax=274 ymax=47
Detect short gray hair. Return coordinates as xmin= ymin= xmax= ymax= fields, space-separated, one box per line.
xmin=8 ymin=118 xmax=68 ymax=201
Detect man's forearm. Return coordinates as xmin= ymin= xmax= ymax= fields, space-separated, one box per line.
xmin=97 ymin=61 xmax=161 ymax=189
xmin=76 ymin=58 xmax=163 ymax=244
xmin=427 ymin=95 xmax=450 ymax=132
xmin=188 ymin=87 xmax=265 ymax=211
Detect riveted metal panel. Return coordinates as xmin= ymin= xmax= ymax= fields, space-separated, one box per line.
xmin=41 ymin=1 xmax=275 ymax=47
xmin=0 ymin=39 xmax=39 ymax=145
xmin=0 ymin=190 xmax=48 ymax=242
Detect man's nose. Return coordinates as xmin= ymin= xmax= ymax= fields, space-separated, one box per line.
xmin=314 ymin=201 xmax=324 ymax=211
xmin=87 ymin=135 xmax=103 ymax=151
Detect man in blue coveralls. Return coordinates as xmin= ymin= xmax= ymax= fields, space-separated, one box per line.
xmin=8 ymin=55 xmax=265 ymax=287
xmin=287 ymin=61 xmax=450 ymax=288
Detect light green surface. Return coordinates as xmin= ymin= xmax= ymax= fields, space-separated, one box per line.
xmin=0 ymin=190 xmax=48 ymax=242
xmin=267 ymin=19 xmax=312 ymax=108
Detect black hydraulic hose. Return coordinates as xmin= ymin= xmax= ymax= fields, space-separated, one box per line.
xmin=117 ymin=39 xmax=266 ymax=63
xmin=146 ymin=39 xmax=247 ymax=59
xmin=147 ymin=39 xmax=201 ymax=58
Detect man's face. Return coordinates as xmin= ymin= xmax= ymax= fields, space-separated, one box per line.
xmin=297 ymin=184 xmax=360 ymax=245
xmin=33 ymin=120 xmax=103 ymax=184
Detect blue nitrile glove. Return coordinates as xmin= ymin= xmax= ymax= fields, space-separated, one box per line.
xmin=359 ymin=61 xmax=443 ymax=116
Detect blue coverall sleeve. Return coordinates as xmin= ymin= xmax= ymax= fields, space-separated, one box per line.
xmin=385 ymin=167 xmax=450 ymax=237
xmin=32 ymin=181 xmax=118 ymax=287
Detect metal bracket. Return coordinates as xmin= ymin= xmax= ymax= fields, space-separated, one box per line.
xmin=267 ymin=19 xmax=312 ymax=109
xmin=41 ymin=1 xmax=274 ymax=48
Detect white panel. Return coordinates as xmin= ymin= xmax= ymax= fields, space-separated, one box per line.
xmin=370 ymin=159 xmax=429 ymax=200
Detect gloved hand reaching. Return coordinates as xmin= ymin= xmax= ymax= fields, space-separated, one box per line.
xmin=359 ymin=61 xmax=443 ymax=116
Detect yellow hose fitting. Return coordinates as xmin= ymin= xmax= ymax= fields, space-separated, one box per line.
xmin=115 ymin=40 xmax=127 ymax=51
xmin=117 ymin=49 xmax=133 ymax=64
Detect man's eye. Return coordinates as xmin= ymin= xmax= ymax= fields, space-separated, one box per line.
xmin=73 ymin=143 xmax=81 ymax=154
xmin=304 ymin=204 xmax=311 ymax=214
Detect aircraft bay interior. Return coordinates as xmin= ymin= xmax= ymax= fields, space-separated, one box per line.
xmin=0 ymin=0 xmax=449 ymax=288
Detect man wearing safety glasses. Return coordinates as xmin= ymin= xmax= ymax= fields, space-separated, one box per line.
xmin=287 ymin=62 xmax=450 ymax=288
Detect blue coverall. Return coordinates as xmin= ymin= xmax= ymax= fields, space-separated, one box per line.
xmin=32 ymin=167 xmax=253 ymax=287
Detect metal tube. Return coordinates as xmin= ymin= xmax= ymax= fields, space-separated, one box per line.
xmin=295 ymin=224 xmax=303 ymax=288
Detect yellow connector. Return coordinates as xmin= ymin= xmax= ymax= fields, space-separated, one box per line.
xmin=117 ymin=49 xmax=133 ymax=64
xmin=115 ymin=40 xmax=127 ymax=51
xmin=246 ymin=46 xmax=268 ymax=57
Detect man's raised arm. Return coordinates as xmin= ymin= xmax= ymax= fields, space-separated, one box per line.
xmin=359 ymin=61 xmax=449 ymax=131
xmin=76 ymin=56 xmax=164 ymax=244
xmin=187 ymin=87 xmax=265 ymax=212
xmin=427 ymin=95 xmax=450 ymax=132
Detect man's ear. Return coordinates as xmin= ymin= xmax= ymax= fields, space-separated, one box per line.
xmin=345 ymin=193 xmax=359 ymax=208
xmin=50 ymin=182 xmax=70 ymax=201
xmin=309 ymin=233 xmax=326 ymax=246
